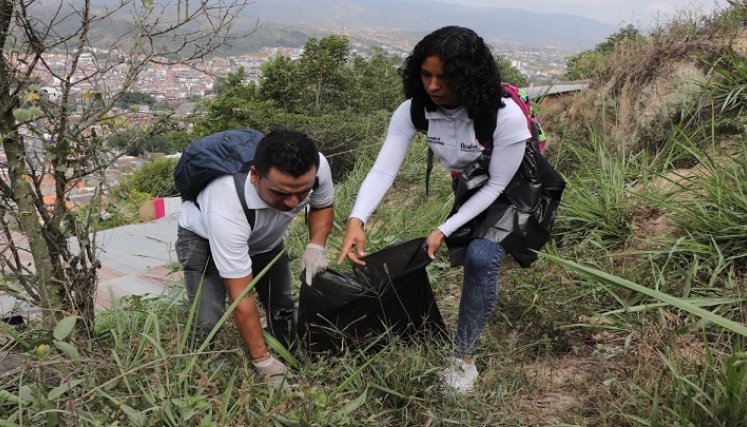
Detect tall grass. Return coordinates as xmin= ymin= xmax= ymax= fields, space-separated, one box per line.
xmin=647 ymin=132 xmax=747 ymax=271
xmin=699 ymin=52 xmax=747 ymax=130
xmin=553 ymin=127 xmax=640 ymax=250
xmin=625 ymin=347 xmax=747 ymax=427
xmin=537 ymin=90 xmax=747 ymax=426
xmin=1 ymin=290 xmax=530 ymax=426
xmin=4 ymin=9 xmax=747 ymax=423
xmin=0 ymin=132 xmax=527 ymax=426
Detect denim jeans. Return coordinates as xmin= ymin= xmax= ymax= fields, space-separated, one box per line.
xmin=454 ymin=238 xmax=505 ymax=359
xmin=175 ymin=226 xmax=297 ymax=349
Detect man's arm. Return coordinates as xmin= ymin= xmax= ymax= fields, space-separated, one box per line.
xmin=223 ymin=275 xmax=271 ymax=362
xmin=307 ymin=205 xmax=334 ymax=245
xmin=301 ymin=205 xmax=334 ymax=285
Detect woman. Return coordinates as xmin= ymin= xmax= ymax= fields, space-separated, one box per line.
xmin=337 ymin=26 xmax=530 ymax=393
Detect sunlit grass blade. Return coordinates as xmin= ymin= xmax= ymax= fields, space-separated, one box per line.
xmin=541 ymin=253 xmax=747 ymax=337
xmin=602 ymin=296 xmax=746 ymax=315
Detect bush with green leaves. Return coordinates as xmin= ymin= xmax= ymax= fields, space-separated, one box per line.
xmin=565 ymin=24 xmax=644 ymax=80
xmin=496 ymin=55 xmax=529 ymax=87
xmin=108 ymin=130 xmax=174 ymax=156
xmin=113 ymin=157 xmax=178 ymax=199
xmin=99 ymin=189 xmax=154 ymax=229
xmin=193 ymin=98 xmax=392 ymax=181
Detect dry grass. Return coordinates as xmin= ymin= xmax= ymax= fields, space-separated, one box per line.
xmin=545 ymin=9 xmax=746 ymax=155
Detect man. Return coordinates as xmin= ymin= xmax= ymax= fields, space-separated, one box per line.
xmin=175 ymin=129 xmax=334 ymax=383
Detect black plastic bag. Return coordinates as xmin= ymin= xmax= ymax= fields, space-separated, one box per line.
xmin=298 ymin=238 xmax=446 ymax=354
xmin=444 ymin=151 xmax=490 ymax=250
xmin=447 ymin=142 xmax=565 ymax=267
xmin=476 ymin=143 xmax=565 ymax=267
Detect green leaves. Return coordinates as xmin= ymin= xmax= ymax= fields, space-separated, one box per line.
xmin=12 ymin=108 xmax=32 ymax=123
xmin=54 ymin=340 xmax=80 ymax=361
xmin=496 ymin=55 xmax=529 ymax=87
xmin=53 ymin=315 xmax=78 ymax=340
xmin=47 ymin=379 xmax=84 ymax=401
xmin=51 ymin=315 xmax=81 ymax=360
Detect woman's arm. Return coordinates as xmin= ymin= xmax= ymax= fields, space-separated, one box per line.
xmin=437 ymin=102 xmax=531 ymax=236
xmin=340 ymin=101 xmax=417 ymax=264
xmin=348 ymin=101 xmax=418 ymax=223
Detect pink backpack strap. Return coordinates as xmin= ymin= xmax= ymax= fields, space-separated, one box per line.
xmin=501 ymin=83 xmax=547 ymax=154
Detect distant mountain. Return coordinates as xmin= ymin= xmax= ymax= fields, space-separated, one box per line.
xmin=27 ymin=0 xmax=618 ymax=54
xmin=243 ymin=0 xmax=618 ymax=51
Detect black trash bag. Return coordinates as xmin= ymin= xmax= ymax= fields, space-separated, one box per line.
xmin=476 ymin=144 xmax=565 ymax=267
xmin=298 ymin=238 xmax=446 ymax=354
xmin=447 ymin=143 xmax=565 ymax=267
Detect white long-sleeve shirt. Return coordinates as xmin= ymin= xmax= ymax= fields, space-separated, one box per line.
xmin=349 ymin=98 xmax=530 ymax=236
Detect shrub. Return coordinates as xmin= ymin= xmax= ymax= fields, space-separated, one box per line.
xmin=113 ymin=157 xmax=178 ymax=198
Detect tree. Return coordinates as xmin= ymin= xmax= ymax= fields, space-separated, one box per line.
xmin=0 ymin=0 xmax=253 ymax=336
xmin=115 ymin=91 xmax=156 ymax=110
xmin=192 ymin=35 xmax=406 ymax=180
xmin=496 ymin=55 xmax=529 ymax=87
xmin=298 ymin=35 xmax=352 ymax=111
xmin=565 ymin=24 xmax=643 ymax=80
xmin=258 ymin=55 xmax=303 ymax=111
xmin=108 ymin=130 xmax=173 ymax=156
xmin=348 ymin=48 xmax=403 ymax=112
xmin=193 ymin=67 xmax=279 ymax=136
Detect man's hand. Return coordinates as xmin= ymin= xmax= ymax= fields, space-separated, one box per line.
xmin=302 ymin=243 xmax=327 ymax=286
xmin=426 ymin=229 xmax=445 ymax=259
xmin=252 ymin=354 xmax=290 ymax=390
xmin=337 ymin=217 xmax=367 ymax=265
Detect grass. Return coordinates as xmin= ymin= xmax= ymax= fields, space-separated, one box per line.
xmin=3 ymin=5 xmax=747 ymax=425
xmin=5 ymin=116 xmax=747 ymax=427
xmin=0 ymin=291 xmax=527 ymax=426
xmin=553 ymin=125 xmax=646 ymax=252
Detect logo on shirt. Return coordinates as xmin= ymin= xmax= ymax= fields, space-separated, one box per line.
xmin=460 ymin=140 xmax=484 ymax=152
xmin=427 ymin=136 xmax=445 ymax=146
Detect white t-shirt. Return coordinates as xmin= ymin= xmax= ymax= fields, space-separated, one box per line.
xmin=179 ymin=153 xmax=334 ymax=279
xmin=349 ymin=98 xmax=530 ymax=236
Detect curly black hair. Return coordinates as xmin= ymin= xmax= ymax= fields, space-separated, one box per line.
xmin=401 ymin=26 xmax=505 ymax=122
xmin=254 ymin=129 xmax=320 ymax=178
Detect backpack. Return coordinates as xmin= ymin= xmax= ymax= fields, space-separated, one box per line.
xmin=502 ymin=84 xmax=547 ymax=153
xmin=410 ymin=83 xmax=547 ymax=193
xmin=174 ymin=129 xmax=264 ymax=228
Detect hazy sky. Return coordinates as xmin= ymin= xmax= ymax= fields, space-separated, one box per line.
xmin=436 ymin=0 xmax=729 ymax=26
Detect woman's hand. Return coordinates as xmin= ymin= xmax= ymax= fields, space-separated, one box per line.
xmin=426 ymin=229 xmax=445 ymax=259
xmin=337 ymin=218 xmax=367 ymax=265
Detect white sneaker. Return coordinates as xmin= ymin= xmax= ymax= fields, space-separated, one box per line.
xmin=441 ymin=357 xmax=478 ymax=393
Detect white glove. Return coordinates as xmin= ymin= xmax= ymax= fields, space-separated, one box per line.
xmin=252 ymin=354 xmax=290 ymax=390
xmin=302 ymin=243 xmax=327 ymax=286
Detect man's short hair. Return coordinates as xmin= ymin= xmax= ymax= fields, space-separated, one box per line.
xmin=254 ymin=129 xmax=320 ymax=178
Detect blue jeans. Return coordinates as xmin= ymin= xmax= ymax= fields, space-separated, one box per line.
xmin=175 ymin=226 xmax=297 ymax=349
xmin=455 ymin=238 xmax=505 ymax=359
